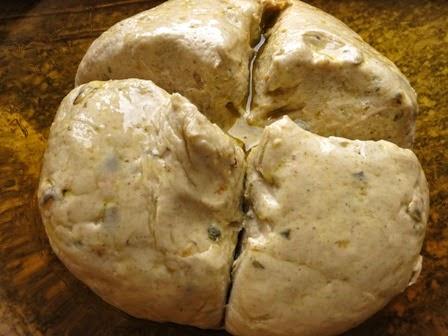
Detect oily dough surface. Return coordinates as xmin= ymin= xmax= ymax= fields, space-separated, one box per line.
xmin=75 ymin=0 xmax=264 ymax=129
xmin=38 ymin=0 xmax=430 ymax=335
xmin=225 ymin=117 xmax=429 ymax=336
xmin=249 ymin=0 xmax=417 ymax=148
xmin=37 ymin=79 xmax=246 ymax=329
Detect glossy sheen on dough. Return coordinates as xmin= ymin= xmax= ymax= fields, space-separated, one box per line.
xmin=37 ymin=80 xmax=245 ymax=329
xmin=249 ymin=0 xmax=417 ymax=148
xmin=75 ymin=0 xmax=263 ymax=129
xmin=226 ymin=117 xmax=428 ymax=336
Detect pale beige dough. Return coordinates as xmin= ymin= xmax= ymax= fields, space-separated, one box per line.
xmin=75 ymin=0 xmax=264 ymax=129
xmin=38 ymin=79 xmax=246 ymax=329
xmin=225 ymin=116 xmax=429 ymax=336
xmin=249 ymin=0 xmax=418 ymax=148
xmin=39 ymin=0 xmax=430 ymax=334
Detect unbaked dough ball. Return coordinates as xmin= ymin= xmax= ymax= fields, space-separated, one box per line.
xmin=226 ymin=116 xmax=428 ymax=336
xmin=249 ymin=0 xmax=417 ymax=148
xmin=75 ymin=0 xmax=264 ymax=129
xmin=38 ymin=0 xmax=430 ymax=334
xmin=37 ymin=79 xmax=245 ymax=329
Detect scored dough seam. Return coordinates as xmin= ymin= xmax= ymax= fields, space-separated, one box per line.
xmin=223 ymin=1 xmax=289 ymax=319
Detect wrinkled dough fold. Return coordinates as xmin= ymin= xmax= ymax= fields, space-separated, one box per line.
xmin=225 ymin=116 xmax=428 ymax=336
xmin=75 ymin=0 xmax=264 ymax=129
xmin=249 ymin=0 xmax=417 ymax=148
xmin=38 ymin=79 xmax=246 ymax=329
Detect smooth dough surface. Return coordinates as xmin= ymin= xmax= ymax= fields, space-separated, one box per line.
xmin=249 ymin=0 xmax=418 ymax=148
xmin=38 ymin=79 xmax=245 ymax=329
xmin=75 ymin=0 xmax=264 ymax=129
xmin=225 ymin=116 xmax=428 ymax=336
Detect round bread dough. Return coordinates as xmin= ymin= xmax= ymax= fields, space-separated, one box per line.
xmin=38 ymin=79 xmax=245 ymax=329
xmin=39 ymin=0 xmax=430 ymax=335
xmin=249 ymin=1 xmax=417 ymax=148
xmin=75 ymin=0 xmax=264 ymax=129
xmin=225 ymin=116 xmax=428 ymax=336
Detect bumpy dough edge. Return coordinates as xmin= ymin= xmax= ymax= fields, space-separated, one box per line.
xmin=249 ymin=0 xmax=418 ymax=148
xmin=225 ymin=116 xmax=429 ymax=336
xmin=75 ymin=0 xmax=264 ymax=129
xmin=37 ymin=79 xmax=246 ymax=329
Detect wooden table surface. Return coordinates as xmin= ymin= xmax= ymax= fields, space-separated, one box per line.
xmin=0 ymin=0 xmax=447 ymax=335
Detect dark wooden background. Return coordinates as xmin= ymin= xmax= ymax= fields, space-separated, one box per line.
xmin=0 ymin=0 xmax=447 ymax=335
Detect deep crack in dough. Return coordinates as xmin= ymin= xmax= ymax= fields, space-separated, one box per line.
xmin=226 ymin=116 xmax=428 ymax=336
xmin=37 ymin=79 xmax=245 ymax=329
xmin=249 ymin=0 xmax=417 ymax=148
xmin=75 ymin=0 xmax=264 ymax=129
